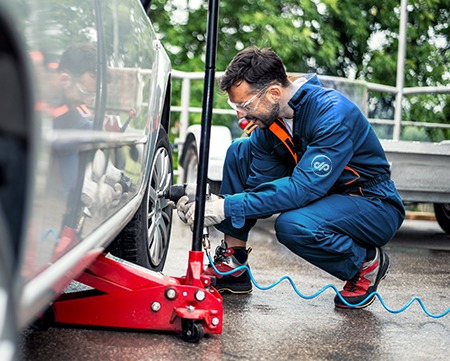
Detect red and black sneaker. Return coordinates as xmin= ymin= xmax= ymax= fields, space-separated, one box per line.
xmin=204 ymin=240 xmax=253 ymax=294
xmin=334 ymin=247 xmax=390 ymax=309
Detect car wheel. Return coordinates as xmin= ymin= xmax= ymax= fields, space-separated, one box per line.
xmin=433 ymin=203 xmax=450 ymax=234
xmin=181 ymin=139 xmax=198 ymax=184
xmin=109 ymin=128 xmax=173 ymax=271
xmin=181 ymin=138 xmax=221 ymax=194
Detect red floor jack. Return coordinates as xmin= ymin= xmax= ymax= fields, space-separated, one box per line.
xmin=50 ymin=237 xmax=223 ymax=342
xmin=48 ymin=0 xmax=223 ymax=342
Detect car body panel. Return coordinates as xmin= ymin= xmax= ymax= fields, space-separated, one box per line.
xmin=0 ymin=0 xmax=172 ymax=330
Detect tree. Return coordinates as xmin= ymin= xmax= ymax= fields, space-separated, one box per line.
xmin=149 ymin=0 xmax=449 ymax=140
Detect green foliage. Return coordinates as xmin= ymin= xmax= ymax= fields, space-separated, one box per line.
xmin=149 ymin=0 xmax=449 ymax=141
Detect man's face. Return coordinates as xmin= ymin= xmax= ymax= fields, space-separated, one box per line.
xmin=61 ymin=71 xmax=96 ymax=106
xmin=227 ymin=81 xmax=279 ymax=129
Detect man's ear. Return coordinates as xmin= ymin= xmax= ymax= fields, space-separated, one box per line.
xmin=266 ymin=85 xmax=282 ymax=104
xmin=59 ymin=72 xmax=72 ymax=89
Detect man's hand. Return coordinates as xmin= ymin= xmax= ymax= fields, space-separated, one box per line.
xmin=176 ymin=195 xmax=192 ymax=224
xmin=176 ymin=194 xmax=225 ymax=228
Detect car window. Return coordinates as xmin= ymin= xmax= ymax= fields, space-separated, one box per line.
xmin=13 ymin=1 xmax=99 ymax=132
xmin=100 ymin=0 xmax=157 ymax=134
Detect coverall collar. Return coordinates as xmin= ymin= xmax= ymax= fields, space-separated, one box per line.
xmin=288 ymin=74 xmax=322 ymax=109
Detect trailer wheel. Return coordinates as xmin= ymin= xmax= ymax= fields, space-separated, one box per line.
xmin=181 ymin=138 xmax=221 ymax=194
xmin=433 ymin=203 xmax=450 ymax=234
xmin=181 ymin=139 xmax=198 ymax=184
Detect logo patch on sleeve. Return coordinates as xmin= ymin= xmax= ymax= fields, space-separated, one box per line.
xmin=311 ymin=155 xmax=332 ymax=177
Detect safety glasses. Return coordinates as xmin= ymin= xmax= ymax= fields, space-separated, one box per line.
xmin=76 ymin=82 xmax=96 ymax=98
xmin=227 ymin=87 xmax=268 ymax=114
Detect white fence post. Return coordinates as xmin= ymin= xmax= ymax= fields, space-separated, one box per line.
xmin=179 ymin=76 xmax=191 ymax=153
xmin=393 ymin=0 xmax=409 ymax=141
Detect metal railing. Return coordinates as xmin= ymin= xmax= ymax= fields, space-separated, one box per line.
xmin=171 ymin=69 xmax=450 ymax=145
xmin=170 ymin=69 xmax=450 ymax=204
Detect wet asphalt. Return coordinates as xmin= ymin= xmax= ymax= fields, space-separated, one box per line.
xmin=19 ymin=216 xmax=450 ymax=361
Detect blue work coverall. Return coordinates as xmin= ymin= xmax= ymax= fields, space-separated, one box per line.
xmin=216 ymin=74 xmax=405 ymax=281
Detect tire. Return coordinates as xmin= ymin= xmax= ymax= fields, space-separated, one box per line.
xmin=433 ymin=203 xmax=450 ymax=234
xmin=181 ymin=140 xmax=198 ymax=184
xmin=109 ymin=128 xmax=173 ymax=271
xmin=181 ymin=139 xmax=221 ymax=194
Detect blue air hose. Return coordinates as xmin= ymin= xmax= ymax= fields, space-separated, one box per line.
xmin=41 ymin=227 xmax=449 ymax=319
xmin=206 ymin=253 xmax=450 ymax=319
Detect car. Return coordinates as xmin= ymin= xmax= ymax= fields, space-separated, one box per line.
xmin=0 ymin=0 xmax=173 ymax=357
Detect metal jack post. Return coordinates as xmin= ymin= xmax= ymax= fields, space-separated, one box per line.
xmin=48 ymin=0 xmax=222 ymax=342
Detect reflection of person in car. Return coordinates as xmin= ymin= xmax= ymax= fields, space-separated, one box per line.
xmin=52 ymin=43 xmax=97 ymax=130
xmin=51 ymin=43 xmax=97 ymax=232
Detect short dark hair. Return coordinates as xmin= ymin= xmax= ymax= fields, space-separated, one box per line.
xmin=218 ymin=46 xmax=290 ymax=94
xmin=58 ymin=43 xmax=97 ymax=77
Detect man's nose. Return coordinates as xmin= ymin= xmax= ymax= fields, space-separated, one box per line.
xmin=236 ymin=110 xmax=246 ymax=118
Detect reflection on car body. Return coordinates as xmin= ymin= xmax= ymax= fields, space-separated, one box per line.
xmin=0 ymin=0 xmax=173 ymax=357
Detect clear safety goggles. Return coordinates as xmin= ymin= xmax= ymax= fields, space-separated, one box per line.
xmin=76 ymin=82 xmax=96 ymax=98
xmin=227 ymin=87 xmax=267 ymax=114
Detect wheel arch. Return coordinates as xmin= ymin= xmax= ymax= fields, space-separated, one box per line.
xmin=160 ymin=75 xmax=171 ymax=133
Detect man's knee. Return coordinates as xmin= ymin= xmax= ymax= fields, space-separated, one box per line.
xmin=274 ymin=212 xmax=313 ymax=247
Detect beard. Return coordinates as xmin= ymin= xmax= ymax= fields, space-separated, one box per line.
xmin=246 ymin=102 xmax=280 ymax=129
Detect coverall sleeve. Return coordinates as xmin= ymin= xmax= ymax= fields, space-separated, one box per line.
xmin=245 ymin=128 xmax=293 ymax=189
xmin=224 ymin=115 xmax=354 ymax=229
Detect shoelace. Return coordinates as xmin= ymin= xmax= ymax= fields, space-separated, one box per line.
xmin=343 ymin=273 xmax=361 ymax=292
xmin=213 ymin=242 xmax=231 ymax=263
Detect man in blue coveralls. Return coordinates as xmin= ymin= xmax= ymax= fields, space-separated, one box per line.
xmin=177 ymin=47 xmax=405 ymax=309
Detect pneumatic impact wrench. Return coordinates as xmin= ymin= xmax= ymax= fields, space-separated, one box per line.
xmin=160 ymin=183 xmax=198 ymax=204
xmin=160 ymin=183 xmax=212 ymax=251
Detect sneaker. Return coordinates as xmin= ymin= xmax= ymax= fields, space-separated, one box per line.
xmin=204 ymin=240 xmax=253 ymax=294
xmin=334 ymin=247 xmax=389 ymax=309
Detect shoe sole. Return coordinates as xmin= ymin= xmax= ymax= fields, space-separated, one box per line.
xmin=214 ymin=280 xmax=253 ymax=294
xmin=335 ymin=248 xmax=390 ymax=309
xmin=217 ymin=287 xmax=253 ymax=295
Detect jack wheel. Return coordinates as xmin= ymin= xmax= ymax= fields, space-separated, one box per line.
xmin=181 ymin=319 xmax=204 ymax=343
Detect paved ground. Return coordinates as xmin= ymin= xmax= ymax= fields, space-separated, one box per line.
xmin=19 ymin=216 xmax=450 ymax=360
